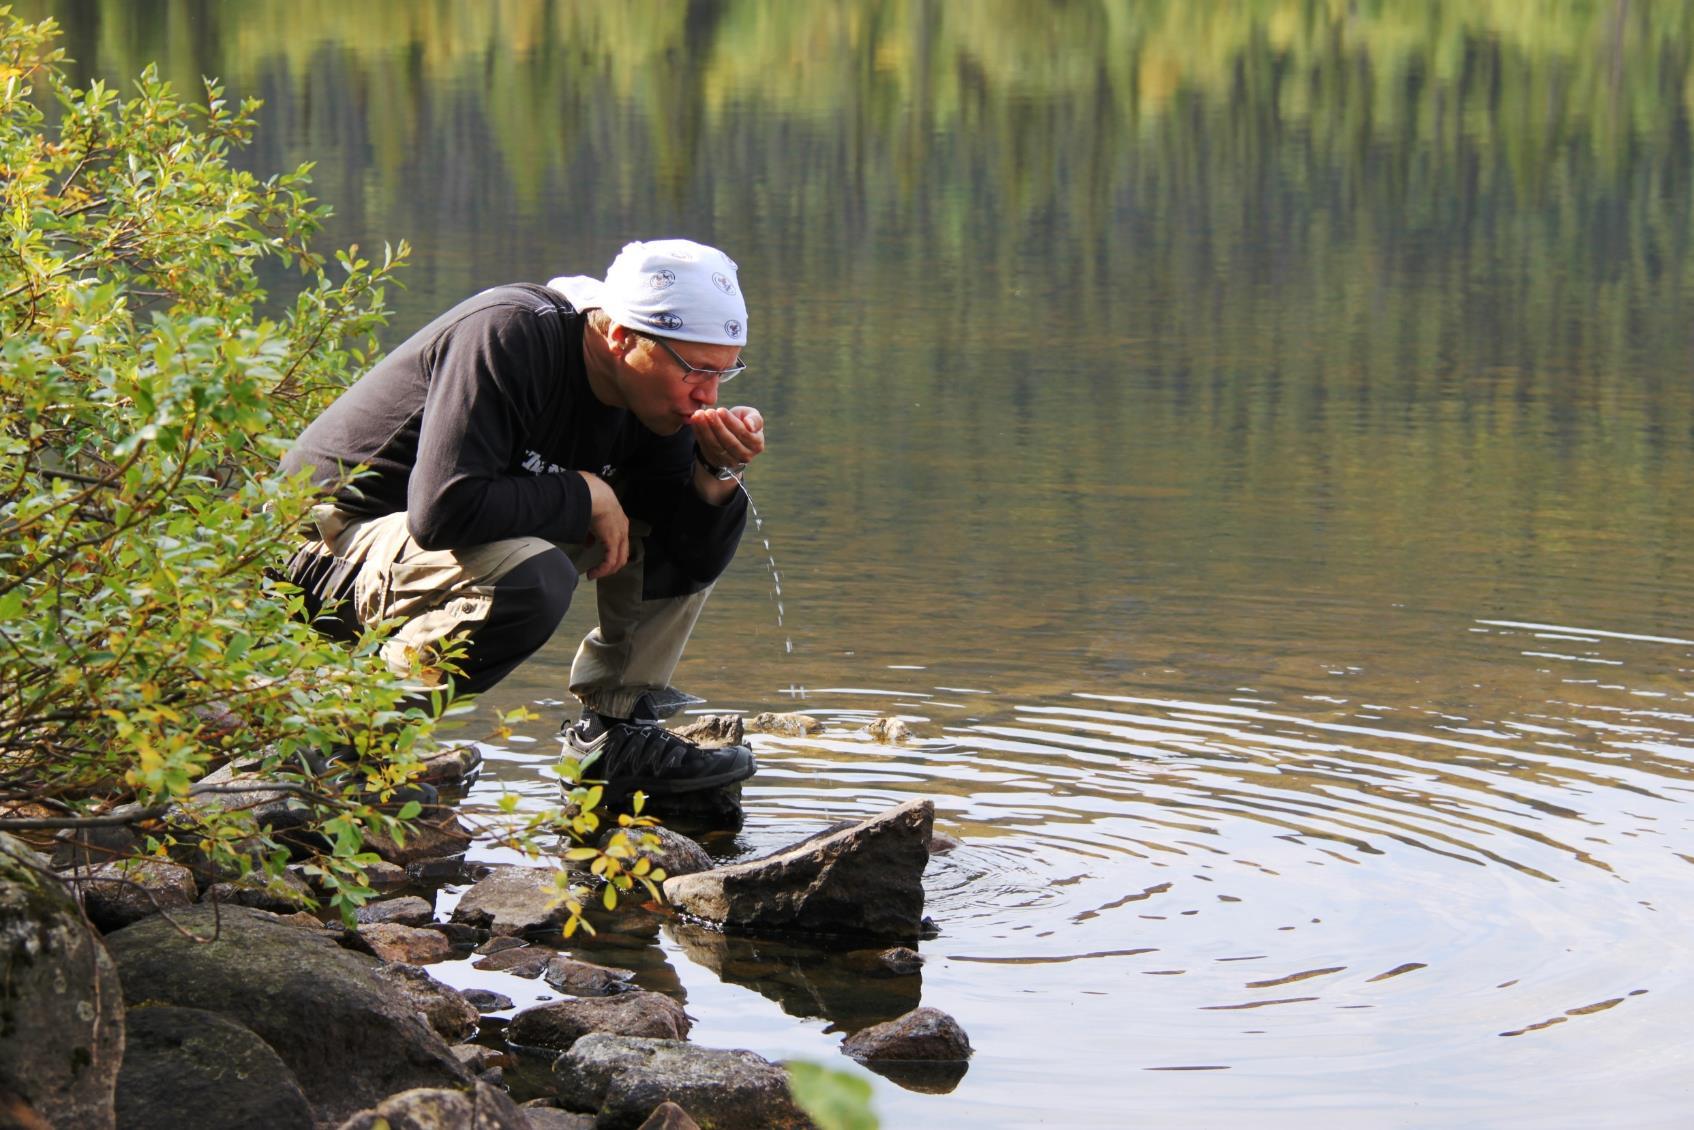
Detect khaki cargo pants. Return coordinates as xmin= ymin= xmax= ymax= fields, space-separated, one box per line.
xmin=286 ymin=505 xmax=711 ymax=719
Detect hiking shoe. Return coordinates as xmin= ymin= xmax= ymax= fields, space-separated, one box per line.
xmin=564 ymin=711 xmax=756 ymax=801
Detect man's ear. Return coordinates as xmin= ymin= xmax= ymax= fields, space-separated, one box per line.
xmin=606 ymin=322 xmax=635 ymax=356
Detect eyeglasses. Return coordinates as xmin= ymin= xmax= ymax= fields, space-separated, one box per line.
xmin=634 ymin=331 xmax=746 ymax=384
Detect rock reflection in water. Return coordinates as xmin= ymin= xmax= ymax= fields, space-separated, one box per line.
xmin=667 ymin=922 xmax=920 ymax=1034
xmin=856 ymin=1058 xmax=969 ymax=1095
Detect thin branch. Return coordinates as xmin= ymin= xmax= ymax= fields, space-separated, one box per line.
xmin=0 ymin=804 xmax=169 ymax=831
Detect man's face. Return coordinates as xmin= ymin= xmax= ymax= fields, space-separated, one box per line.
xmin=617 ymin=331 xmax=742 ymax=435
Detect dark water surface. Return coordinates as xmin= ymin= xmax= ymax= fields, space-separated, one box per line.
xmin=35 ymin=2 xmax=1694 ymax=1125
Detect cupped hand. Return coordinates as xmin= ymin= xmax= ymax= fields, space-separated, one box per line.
xmin=690 ymin=405 xmax=766 ymax=471
xmin=578 ymin=470 xmax=629 ymax=579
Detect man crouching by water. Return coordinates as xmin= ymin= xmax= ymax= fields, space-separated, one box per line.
xmin=277 ymin=239 xmax=764 ymax=803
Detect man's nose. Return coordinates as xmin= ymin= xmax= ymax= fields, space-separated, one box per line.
xmin=689 ymin=377 xmax=720 ymax=406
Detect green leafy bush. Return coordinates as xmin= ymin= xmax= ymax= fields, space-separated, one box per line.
xmin=0 ymin=9 xmax=444 ymax=915
xmin=0 ymin=9 xmax=658 ymax=929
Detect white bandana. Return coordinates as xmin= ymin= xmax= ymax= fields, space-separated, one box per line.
xmin=548 ymin=238 xmax=749 ymax=347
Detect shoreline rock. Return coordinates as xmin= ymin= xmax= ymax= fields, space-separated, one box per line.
xmin=104 ymin=904 xmax=471 ymax=1125
xmin=508 ymin=992 xmax=690 ymax=1052
xmin=0 ymin=834 xmax=124 ymax=1129
xmin=553 ymin=1035 xmax=812 ymax=1130
xmin=662 ymin=799 xmax=933 ymax=938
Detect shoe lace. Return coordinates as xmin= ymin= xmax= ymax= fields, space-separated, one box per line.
xmin=603 ymin=723 xmax=699 ymax=777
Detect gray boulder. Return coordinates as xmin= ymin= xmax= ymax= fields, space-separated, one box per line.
xmin=0 ymin=834 xmax=124 ymax=1129
xmin=114 ymin=1005 xmax=312 ymax=1130
xmin=450 ymin=865 xmax=572 ymax=936
xmin=553 ymin=1035 xmax=812 ymax=1130
xmin=357 ymin=894 xmax=437 ymax=926
xmin=375 ymin=962 xmax=481 ymax=1042
xmin=335 ymin=1080 xmax=529 ymax=1130
xmin=662 ymin=800 xmax=932 ymax=938
xmin=104 ymin=904 xmax=471 ymax=1125
xmin=76 ymin=856 xmax=198 ymax=931
xmin=508 ymin=992 xmax=689 ymax=1051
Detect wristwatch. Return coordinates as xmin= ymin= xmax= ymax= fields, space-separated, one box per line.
xmin=695 ymin=449 xmax=747 ymax=481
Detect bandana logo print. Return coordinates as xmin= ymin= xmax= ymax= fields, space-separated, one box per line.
xmin=711 ymin=272 xmax=736 ymax=295
xmin=723 ymin=319 xmax=742 ymax=339
xmin=648 ymin=269 xmax=676 ymax=290
xmin=652 ymin=312 xmax=685 ymax=330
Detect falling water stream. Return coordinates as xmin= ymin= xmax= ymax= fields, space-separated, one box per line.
xmin=727 ymin=470 xmax=793 ymax=658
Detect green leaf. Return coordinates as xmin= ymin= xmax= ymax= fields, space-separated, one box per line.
xmin=786 ymin=1062 xmax=878 ymax=1130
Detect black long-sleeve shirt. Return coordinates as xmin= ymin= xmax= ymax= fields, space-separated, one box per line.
xmin=279 ymin=283 xmax=746 ymax=591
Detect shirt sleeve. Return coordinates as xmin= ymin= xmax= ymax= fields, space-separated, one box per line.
xmin=616 ymin=423 xmax=749 ymax=594
xmin=405 ymin=305 xmax=592 ymax=549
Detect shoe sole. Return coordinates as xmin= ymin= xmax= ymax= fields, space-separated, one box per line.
xmin=591 ymin=753 xmax=758 ymax=803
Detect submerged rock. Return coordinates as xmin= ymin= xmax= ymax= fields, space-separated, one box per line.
xmin=104 ymin=904 xmax=471 ymax=1125
xmin=670 ymin=714 xmax=745 ymax=746
xmin=842 ymin=1005 xmax=973 ymax=1062
xmin=419 ymin=743 xmax=483 ymax=786
xmin=553 ymin=1035 xmax=811 ymax=1130
xmin=115 ymin=1005 xmax=312 ymax=1130
xmin=334 ymin=1080 xmax=529 ymax=1130
xmin=543 ymin=954 xmax=638 ymax=996
xmin=450 ymin=865 xmax=571 ymax=936
xmin=463 ymin=988 xmax=515 ymax=1014
xmin=865 ymin=716 xmax=912 ymax=743
xmin=598 ymin=825 xmax=713 ymax=879
xmin=472 ymin=943 xmax=555 ymax=977
xmin=746 ymin=711 xmax=823 ymax=736
xmin=874 ymin=946 xmax=925 ymax=976
xmin=841 ymin=1005 xmax=972 ymax=1094
xmin=508 ymin=991 xmax=690 ymax=1051
xmin=662 ymin=799 xmax=933 ymax=938
xmin=76 ymin=856 xmax=198 ymax=931
xmin=0 ymin=834 xmax=125 ymax=1130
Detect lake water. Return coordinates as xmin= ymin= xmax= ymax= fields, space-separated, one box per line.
xmin=35 ymin=3 xmax=1694 ymax=1126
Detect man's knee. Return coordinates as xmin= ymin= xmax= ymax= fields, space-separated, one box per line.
xmin=492 ymin=548 xmax=577 ymax=647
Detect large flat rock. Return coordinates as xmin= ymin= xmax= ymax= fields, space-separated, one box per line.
xmin=449 ymin=865 xmax=572 ymax=936
xmin=662 ymin=799 xmax=932 ymax=938
xmin=104 ymin=904 xmax=471 ymax=1125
